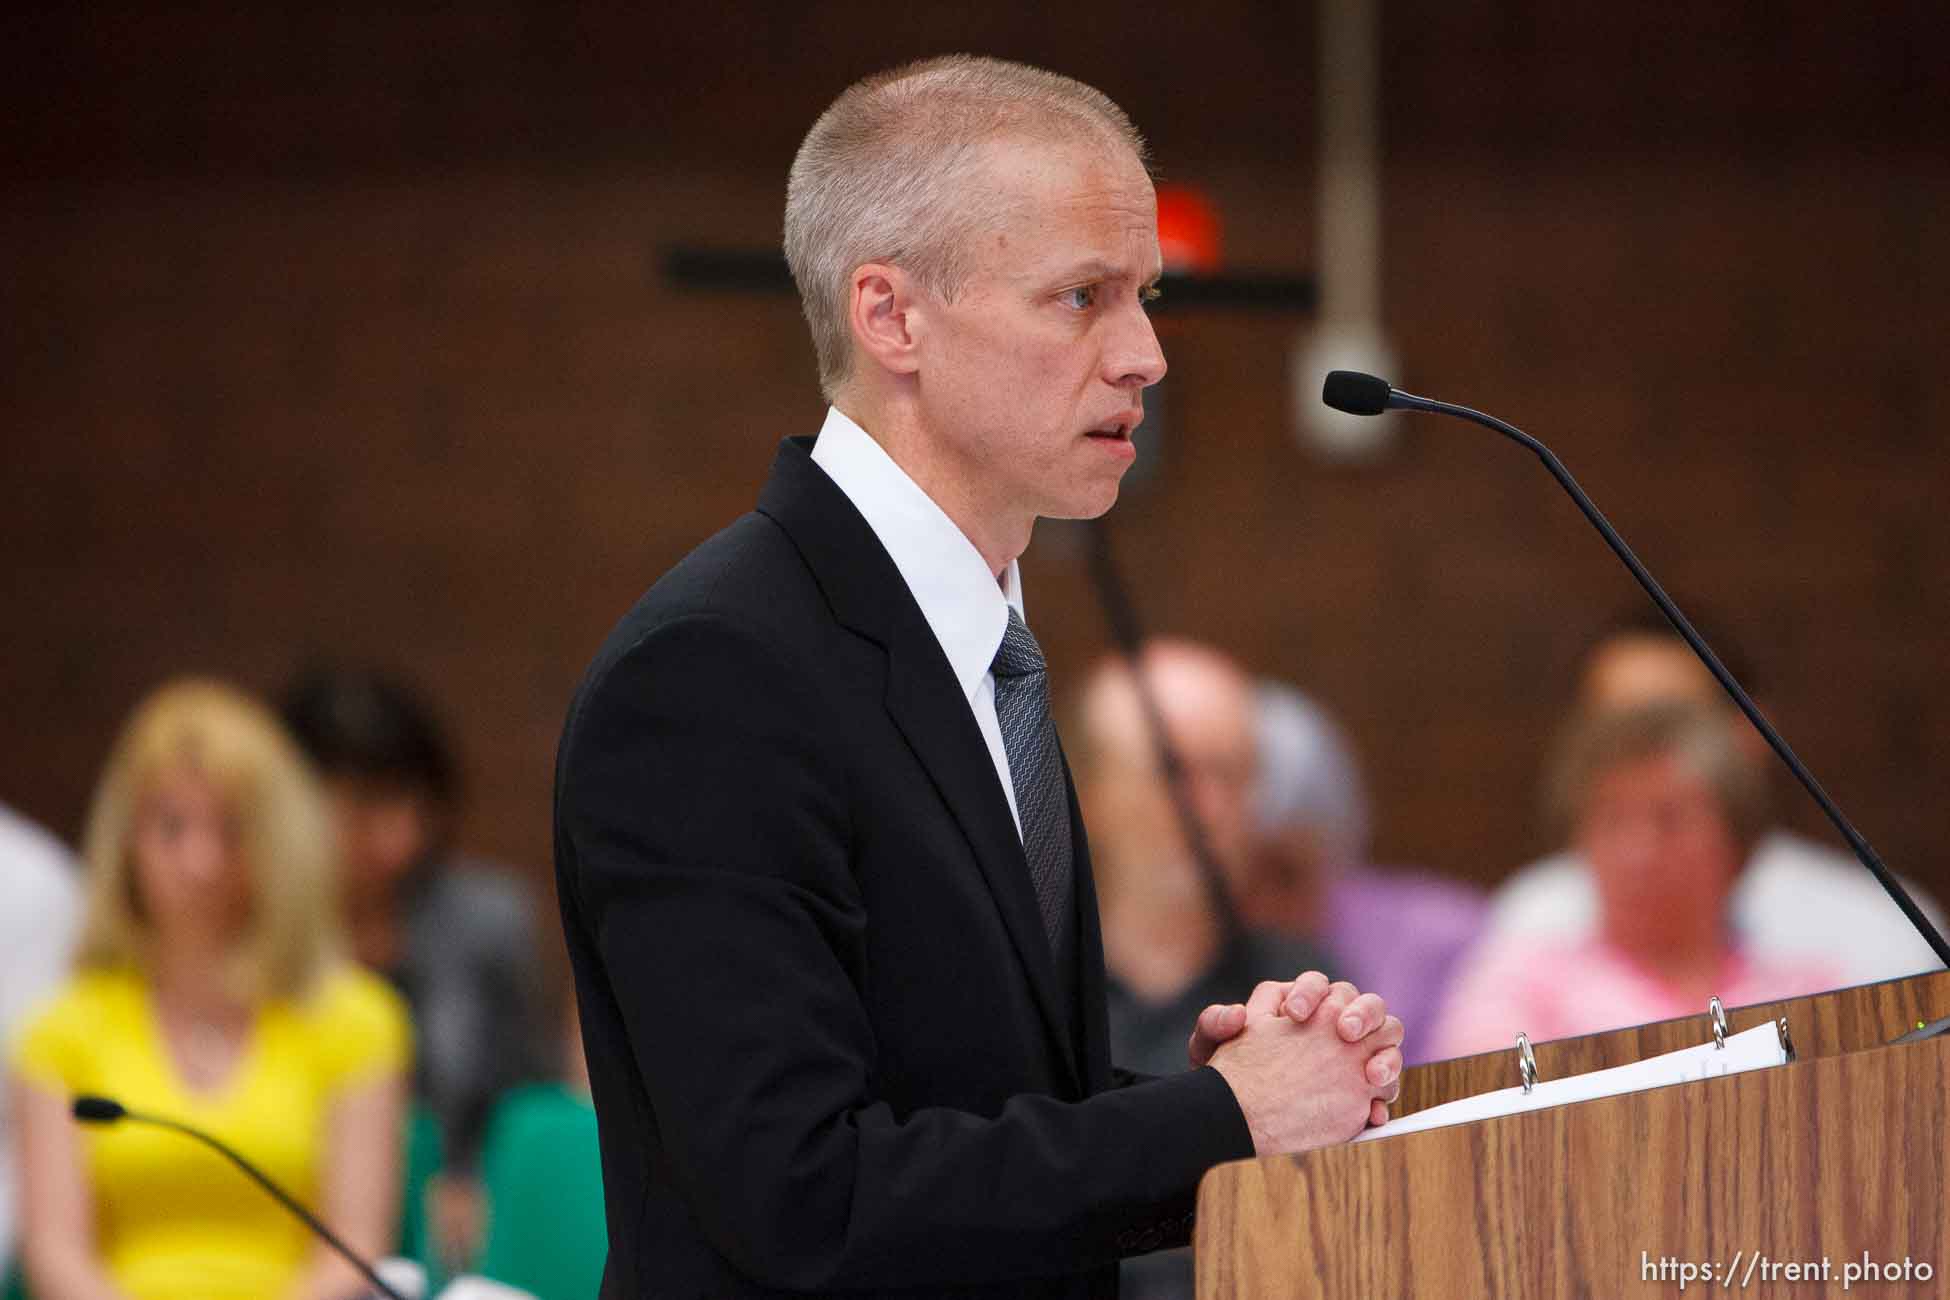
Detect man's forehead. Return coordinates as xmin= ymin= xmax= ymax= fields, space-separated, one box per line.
xmin=966 ymin=136 xmax=1160 ymax=276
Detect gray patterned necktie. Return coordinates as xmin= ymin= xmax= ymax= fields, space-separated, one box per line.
xmin=991 ymin=607 xmax=1075 ymax=963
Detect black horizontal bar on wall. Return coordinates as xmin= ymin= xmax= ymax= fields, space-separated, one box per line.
xmin=662 ymin=248 xmax=1316 ymax=313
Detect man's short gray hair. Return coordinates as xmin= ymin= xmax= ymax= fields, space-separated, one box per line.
xmin=784 ymin=55 xmax=1149 ymax=400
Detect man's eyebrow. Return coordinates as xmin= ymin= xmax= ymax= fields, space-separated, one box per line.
xmin=1049 ymin=258 xmax=1129 ymax=284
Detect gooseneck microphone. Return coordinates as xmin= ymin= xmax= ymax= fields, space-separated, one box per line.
xmin=1321 ymin=370 xmax=1950 ymax=972
xmin=70 ymin=1095 xmax=410 ymax=1300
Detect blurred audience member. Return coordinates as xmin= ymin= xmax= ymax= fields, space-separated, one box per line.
xmin=1071 ymin=642 xmax=1331 ymax=1300
xmin=1 ymin=803 xmax=81 ymax=1281
xmin=280 ymin=666 xmax=551 ymax=1270
xmin=1245 ymin=683 xmax=1485 ymax=1063
xmin=473 ymin=1001 xmax=603 ymax=1300
xmin=1434 ymin=701 xmax=1843 ymax=1057
xmin=8 ymin=679 xmax=408 ymax=1300
xmin=1485 ymin=611 xmax=1943 ymax=983
xmin=1073 ymin=643 xmax=1334 ymax=1072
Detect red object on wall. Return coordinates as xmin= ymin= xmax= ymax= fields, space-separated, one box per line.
xmin=1155 ymin=184 xmax=1222 ymax=272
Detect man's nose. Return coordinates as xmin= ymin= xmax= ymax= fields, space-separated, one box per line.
xmin=1107 ymin=300 xmax=1167 ymax=389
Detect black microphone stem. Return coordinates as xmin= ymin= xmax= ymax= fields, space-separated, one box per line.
xmin=1388 ymin=385 xmax=1950 ymax=972
xmin=111 ymin=1107 xmax=408 ymax=1300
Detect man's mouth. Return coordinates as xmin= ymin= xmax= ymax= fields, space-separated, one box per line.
xmin=1086 ymin=413 xmax=1142 ymax=441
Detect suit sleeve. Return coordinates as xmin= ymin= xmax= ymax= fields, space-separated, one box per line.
xmin=558 ymin=613 xmax=1253 ymax=1291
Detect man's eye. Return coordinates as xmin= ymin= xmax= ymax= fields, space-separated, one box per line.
xmin=1061 ymin=285 xmax=1096 ymax=310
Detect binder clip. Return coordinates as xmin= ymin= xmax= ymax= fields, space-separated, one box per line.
xmin=1514 ymin=1031 xmax=1537 ymax=1094
xmin=1708 ymin=995 xmax=1728 ymax=1050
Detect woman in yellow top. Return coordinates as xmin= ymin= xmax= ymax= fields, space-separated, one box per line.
xmin=8 ymin=679 xmax=412 ymax=1300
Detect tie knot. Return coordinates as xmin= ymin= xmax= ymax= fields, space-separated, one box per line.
xmin=991 ymin=608 xmax=1046 ymax=679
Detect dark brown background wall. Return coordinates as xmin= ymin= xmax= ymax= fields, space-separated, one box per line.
xmin=4 ymin=4 xmax=1945 ymax=911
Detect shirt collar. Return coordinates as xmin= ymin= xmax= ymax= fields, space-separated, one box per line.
xmin=810 ymin=406 xmax=1023 ymax=702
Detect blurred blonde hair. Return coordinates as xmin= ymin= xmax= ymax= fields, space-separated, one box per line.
xmin=75 ymin=678 xmax=341 ymax=1002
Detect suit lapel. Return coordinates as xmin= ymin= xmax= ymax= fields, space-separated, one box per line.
xmin=757 ymin=438 xmax=1083 ymax=1090
xmin=1065 ymin=750 xmax=1115 ymax=1095
xmin=882 ymin=653 xmax=1082 ymax=1089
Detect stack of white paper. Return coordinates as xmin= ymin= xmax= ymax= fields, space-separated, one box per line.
xmin=1354 ymin=1021 xmax=1787 ymax=1143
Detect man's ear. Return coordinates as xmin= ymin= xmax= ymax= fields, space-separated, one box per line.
xmin=847 ymin=262 xmax=924 ymax=380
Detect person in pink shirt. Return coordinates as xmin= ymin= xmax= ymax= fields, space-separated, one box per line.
xmin=1433 ymin=700 xmax=1845 ymax=1059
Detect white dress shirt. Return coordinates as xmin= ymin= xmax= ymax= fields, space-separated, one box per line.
xmin=810 ymin=406 xmax=1026 ymax=838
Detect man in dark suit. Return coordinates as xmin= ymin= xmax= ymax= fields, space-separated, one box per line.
xmin=554 ymin=55 xmax=1406 ymax=1298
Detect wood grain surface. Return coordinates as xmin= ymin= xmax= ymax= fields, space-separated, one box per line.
xmin=1196 ymin=972 xmax=1950 ymax=1298
xmin=1395 ymin=969 xmax=1950 ymax=1118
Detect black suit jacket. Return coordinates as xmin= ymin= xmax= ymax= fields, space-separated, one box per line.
xmin=554 ymin=438 xmax=1254 ymax=1297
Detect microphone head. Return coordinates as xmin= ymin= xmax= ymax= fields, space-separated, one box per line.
xmin=1321 ymin=370 xmax=1393 ymax=417
xmin=72 ymin=1095 xmax=127 ymax=1124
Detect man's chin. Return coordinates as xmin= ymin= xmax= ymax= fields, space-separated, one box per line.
xmin=1042 ymin=483 xmax=1124 ymax=523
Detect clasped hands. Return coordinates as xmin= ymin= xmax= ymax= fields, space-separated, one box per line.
xmin=1185 ymin=971 xmax=1404 ymax=1155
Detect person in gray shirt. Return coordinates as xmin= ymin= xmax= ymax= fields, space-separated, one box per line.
xmin=281 ymin=666 xmax=551 ymax=1270
xmin=1069 ymin=642 xmax=1337 ymax=1300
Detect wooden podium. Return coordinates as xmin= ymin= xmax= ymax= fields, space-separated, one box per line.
xmin=1194 ymin=970 xmax=1950 ymax=1297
